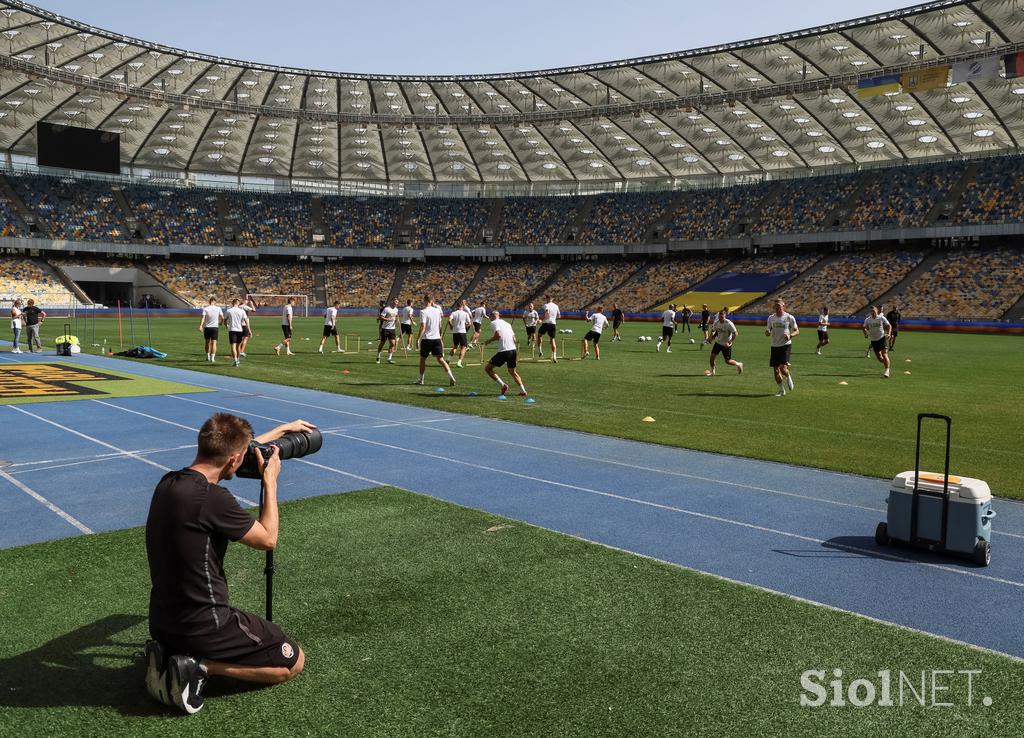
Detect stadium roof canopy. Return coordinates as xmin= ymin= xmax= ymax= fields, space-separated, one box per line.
xmin=1 ymin=0 xmax=1023 ymax=185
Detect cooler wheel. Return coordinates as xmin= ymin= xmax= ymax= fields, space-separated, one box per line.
xmin=974 ymin=540 xmax=991 ymax=567
xmin=875 ymin=522 xmax=889 ymax=547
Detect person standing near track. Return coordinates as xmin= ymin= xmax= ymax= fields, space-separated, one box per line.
xmin=886 ymin=303 xmax=902 ymax=352
xmin=144 ymin=413 xmax=314 ymax=714
xmin=225 ymin=299 xmax=249 ymax=368
xmin=318 ymin=300 xmax=341 ymax=354
xmin=448 ymin=299 xmax=472 ymax=368
xmin=274 ymin=298 xmax=295 ymax=356
xmin=415 ymin=296 xmax=456 ymax=386
xmin=708 ymin=308 xmax=743 ymax=376
xmin=656 ymin=304 xmax=677 ymax=353
xmin=9 ymin=299 xmax=23 ymax=354
xmin=765 ymin=298 xmax=798 ymax=397
xmin=816 ymin=306 xmax=830 ymax=356
xmin=863 ymin=305 xmax=892 ymax=379
xmin=238 ymin=297 xmax=255 ymax=357
xmin=469 ymin=300 xmax=487 ymax=348
xmin=199 ymin=297 xmax=224 ymax=363
xmin=376 ymin=298 xmax=399 ymax=364
xmin=522 ymin=302 xmax=539 ymax=352
xmin=539 ymin=295 xmax=560 ymax=363
xmin=610 ymin=303 xmax=624 ymax=341
xmin=699 ymin=304 xmax=712 ymax=347
xmin=22 ymin=298 xmax=45 ymax=353
xmin=483 ymin=310 xmax=527 ymax=397
xmin=400 ymin=299 xmax=416 ymax=351
xmin=680 ymin=305 xmax=693 ymax=334
xmin=582 ymin=306 xmax=609 ymax=360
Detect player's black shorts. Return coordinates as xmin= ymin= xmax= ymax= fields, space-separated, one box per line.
xmin=817 ymin=329 xmax=829 ymax=342
xmin=489 ymin=349 xmax=517 ymax=369
xmin=662 ymin=326 xmax=674 ymax=339
xmin=452 ymin=332 xmax=468 ymax=348
xmin=380 ymin=328 xmax=396 ymax=341
xmin=711 ymin=343 xmax=732 ymax=361
xmin=228 ymin=330 xmax=243 ymax=345
xmin=612 ymin=319 xmax=622 ymax=329
xmin=420 ymin=338 xmax=443 ymax=358
xmin=281 ymin=325 xmax=292 ymax=339
xmin=525 ymin=325 xmax=537 ymax=336
xmin=584 ymin=330 xmax=601 ymax=343
xmin=241 ymin=325 xmax=251 ymax=338
xmin=401 ymin=323 xmax=412 ymax=335
xmin=890 ymin=326 xmax=899 ymax=336
xmin=203 ymin=327 xmax=219 ymax=341
xmin=700 ymin=323 xmax=709 ymax=332
xmin=473 ymin=322 xmax=482 ymax=333
xmin=538 ymin=323 xmax=556 ymax=338
xmin=770 ymin=344 xmax=792 ymax=367
xmin=323 ymin=325 xmax=338 ymax=338
xmin=871 ymin=338 xmax=887 ymax=355
xmin=154 ymin=607 xmax=299 ymax=670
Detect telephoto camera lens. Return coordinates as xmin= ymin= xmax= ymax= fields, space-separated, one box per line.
xmin=236 ymin=428 xmax=323 ymax=479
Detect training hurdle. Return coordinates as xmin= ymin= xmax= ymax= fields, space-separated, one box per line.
xmin=343 ymin=334 xmax=362 ymax=353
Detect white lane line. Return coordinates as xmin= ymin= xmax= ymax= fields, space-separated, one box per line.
xmin=324 ymin=430 xmax=1024 ymax=591
xmin=0 ymin=468 xmax=93 ymax=534
xmin=7 ymin=445 xmax=194 ymax=469
xmin=10 ymin=445 xmax=197 ymax=476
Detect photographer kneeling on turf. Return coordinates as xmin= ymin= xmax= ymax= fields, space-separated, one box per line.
xmin=144 ymin=413 xmax=315 ymax=714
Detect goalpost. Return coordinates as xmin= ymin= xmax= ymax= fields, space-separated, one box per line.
xmin=245 ymin=294 xmax=311 ymax=318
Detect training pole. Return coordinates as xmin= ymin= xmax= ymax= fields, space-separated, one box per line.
xmin=259 ymin=480 xmax=274 ymax=622
xmin=117 ymin=301 xmax=124 ymax=349
xmin=146 ymin=300 xmax=153 ymax=347
xmin=128 ymin=302 xmax=136 ymax=346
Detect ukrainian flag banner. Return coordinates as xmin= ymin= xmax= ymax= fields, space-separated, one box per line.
xmin=901 ymin=66 xmax=949 ymax=93
xmin=857 ymin=74 xmax=901 ymax=98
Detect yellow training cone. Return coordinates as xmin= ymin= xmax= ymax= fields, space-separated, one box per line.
xmin=838 ymin=381 xmax=849 ymax=385
xmin=904 ymin=371 xmax=911 ymax=375
xmin=642 ymin=416 xmax=655 ymax=422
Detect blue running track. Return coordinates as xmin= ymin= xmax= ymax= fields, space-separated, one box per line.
xmin=0 ymin=350 xmax=1021 ymax=661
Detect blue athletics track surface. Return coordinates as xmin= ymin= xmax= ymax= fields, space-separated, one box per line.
xmin=1 ymin=349 xmax=1022 ymax=662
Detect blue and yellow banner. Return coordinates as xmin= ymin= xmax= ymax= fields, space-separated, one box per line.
xmin=857 ymin=74 xmax=901 ymax=98
xmin=901 ymin=66 xmax=949 ymax=93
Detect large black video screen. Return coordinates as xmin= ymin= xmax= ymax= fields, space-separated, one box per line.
xmin=36 ymin=122 xmax=120 ymax=174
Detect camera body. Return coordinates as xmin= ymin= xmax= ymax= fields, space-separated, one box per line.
xmin=236 ymin=428 xmax=323 ymax=479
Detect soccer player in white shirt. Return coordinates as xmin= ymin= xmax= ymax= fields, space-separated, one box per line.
xmin=765 ymin=299 xmax=799 ymax=396
xmin=582 ymin=306 xmax=609 ymax=360
xmin=522 ymin=303 xmax=540 ymax=354
xmin=377 ymin=298 xmax=400 ymax=364
xmin=863 ymin=305 xmax=893 ymax=378
xmin=238 ymin=296 xmax=255 ymax=357
xmin=274 ymin=297 xmax=295 ymax=356
xmin=539 ymin=295 xmax=561 ymax=363
xmin=657 ymin=304 xmax=677 ymax=353
xmin=199 ymin=297 xmax=224 ymax=363
xmin=469 ymin=301 xmax=487 ymax=348
xmin=400 ymin=299 xmax=416 ymax=351
xmin=816 ymin=306 xmax=830 ymax=356
xmin=484 ymin=310 xmax=527 ymax=397
xmin=415 ymin=295 xmax=456 ymax=386
xmin=448 ymin=299 xmax=473 ymax=368
xmin=225 ymin=298 xmax=249 ymax=367
xmin=319 ymin=300 xmax=341 ymax=354
xmin=708 ymin=309 xmax=743 ymax=376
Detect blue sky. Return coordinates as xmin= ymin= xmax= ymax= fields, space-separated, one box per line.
xmin=39 ymin=0 xmax=907 ymax=75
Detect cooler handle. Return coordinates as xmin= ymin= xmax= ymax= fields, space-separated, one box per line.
xmin=911 ymin=413 xmax=952 ymax=549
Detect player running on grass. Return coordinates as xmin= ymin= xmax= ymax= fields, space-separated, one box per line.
xmin=766 ymin=298 xmax=798 ymax=397
xmin=656 ymin=304 xmax=677 ymax=353
xmin=708 ymin=308 xmax=743 ymax=376
xmin=469 ymin=300 xmax=487 ymax=348
xmin=376 ymin=298 xmax=399 ymax=364
xmin=318 ymin=300 xmax=341 ymax=354
xmin=816 ymin=306 xmax=830 ymax=355
xmin=400 ymin=299 xmax=416 ymax=351
xmin=700 ymin=304 xmax=711 ymax=347
xmin=483 ymin=310 xmax=527 ymax=397
xmin=538 ymin=295 xmax=560 ymax=363
xmin=238 ymin=296 xmax=255 ymax=357
xmin=611 ymin=303 xmax=624 ymax=341
xmin=273 ymin=297 xmax=295 ymax=356
xmin=863 ymin=305 xmax=892 ymax=378
xmin=582 ymin=306 xmax=609 ymax=360
xmin=199 ymin=297 xmax=224 ymax=363
xmin=522 ymin=302 xmax=540 ymax=352
xmin=414 ymin=296 xmax=456 ymax=386
xmin=225 ymin=298 xmax=249 ymax=368
xmin=886 ymin=303 xmax=902 ymax=352
xmin=448 ymin=299 xmax=472 ymax=368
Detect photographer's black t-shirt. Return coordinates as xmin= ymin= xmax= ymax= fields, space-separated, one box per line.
xmin=21 ymin=306 xmax=42 ymax=326
xmin=146 ymin=468 xmax=255 ymax=638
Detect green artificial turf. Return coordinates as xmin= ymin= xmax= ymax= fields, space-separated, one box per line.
xmin=0 ymin=488 xmax=1020 ymax=737
xmin=40 ymin=315 xmax=1024 ymax=497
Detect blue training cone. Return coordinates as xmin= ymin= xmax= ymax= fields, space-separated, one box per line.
xmin=435 ymin=387 xmax=446 ymax=393
xmin=497 ymin=395 xmax=507 ymax=400
xmin=525 ymin=398 xmax=536 ymax=404
xmin=468 ymin=391 xmax=478 ymax=396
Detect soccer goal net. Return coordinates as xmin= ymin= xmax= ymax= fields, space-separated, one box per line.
xmin=245 ymin=294 xmax=310 ymax=318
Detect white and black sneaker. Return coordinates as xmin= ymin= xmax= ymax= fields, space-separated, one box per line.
xmin=168 ymin=654 xmax=207 ymax=714
xmin=144 ymin=640 xmax=173 ymax=708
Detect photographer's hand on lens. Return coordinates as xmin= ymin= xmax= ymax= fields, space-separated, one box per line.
xmin=280 ymin=420 xmax=317 ymax=435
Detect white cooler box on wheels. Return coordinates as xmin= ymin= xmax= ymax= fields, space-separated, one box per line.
xmin=875 ymin=414 xmax=995 ymax=566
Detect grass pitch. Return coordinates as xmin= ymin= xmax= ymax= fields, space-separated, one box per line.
xmin=0 ymin=488 xmax=1020 ymax=737
xmin=53 ymin=315 xmax=1023 ymax=498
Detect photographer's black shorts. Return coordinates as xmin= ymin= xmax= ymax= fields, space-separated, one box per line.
xmin=154 ymin=607 xmax=300 ymax=669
